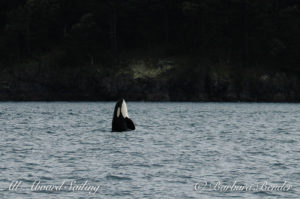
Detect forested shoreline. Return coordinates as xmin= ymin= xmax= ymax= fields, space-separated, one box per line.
xmin=0 ymin=0 xmax=299 ymax=101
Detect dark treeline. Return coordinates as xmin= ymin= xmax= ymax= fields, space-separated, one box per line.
xmin=0 ymin=0 xmax=300 ymax=101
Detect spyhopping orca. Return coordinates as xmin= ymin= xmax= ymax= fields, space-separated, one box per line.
xmin=112 ymin=99 xmax=135 ymax=132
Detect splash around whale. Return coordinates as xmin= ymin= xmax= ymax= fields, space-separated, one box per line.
xmin=112 ymin=99 xmax=135 ymax=132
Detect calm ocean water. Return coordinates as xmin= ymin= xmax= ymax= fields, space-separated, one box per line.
xmin=0 ymin=102 xmax=299 ymax=198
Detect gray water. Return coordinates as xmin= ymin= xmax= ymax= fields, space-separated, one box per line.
xmin=0 ymin=102 xmax=300 ymax=199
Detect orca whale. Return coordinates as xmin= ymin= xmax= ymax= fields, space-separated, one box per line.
xmin=112 ymin=99 xmax=135 ymax=132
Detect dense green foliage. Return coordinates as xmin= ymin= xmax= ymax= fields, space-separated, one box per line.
xmin=0 ymin=0 xmax=299 ymax=101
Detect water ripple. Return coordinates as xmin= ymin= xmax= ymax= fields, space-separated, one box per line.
xmin=0 ymin=102 xmax=299 ymax=198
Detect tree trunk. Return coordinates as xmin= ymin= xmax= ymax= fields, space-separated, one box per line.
xmin=26 ymin=17 xmax=31 ymax=55
xmin=164 ymin=1 xmax=169 ymax=44
xmin=243 ymin=0 xmax=249 ymax=67
xmin=110 ymin=5 xmax=118 ymax=57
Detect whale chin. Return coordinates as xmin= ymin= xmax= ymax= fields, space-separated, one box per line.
xmin=112 ymin=99 xmax=135 ymax=132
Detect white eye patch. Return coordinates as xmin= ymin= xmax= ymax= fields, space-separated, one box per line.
xmin=117 ymin=107 xmax=120 ymax=117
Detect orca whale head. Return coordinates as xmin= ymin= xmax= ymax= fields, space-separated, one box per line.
xmin=112 ymin=99 xmax=135 ymax=132
xmin=116 ymin=98 xmax=129 ymax=118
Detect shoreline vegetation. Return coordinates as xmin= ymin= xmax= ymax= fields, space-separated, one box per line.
xmin=1 ymin=56 xmax=299 ymax=102
xmin=0 ymin=1 xmax=299 ymax=102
